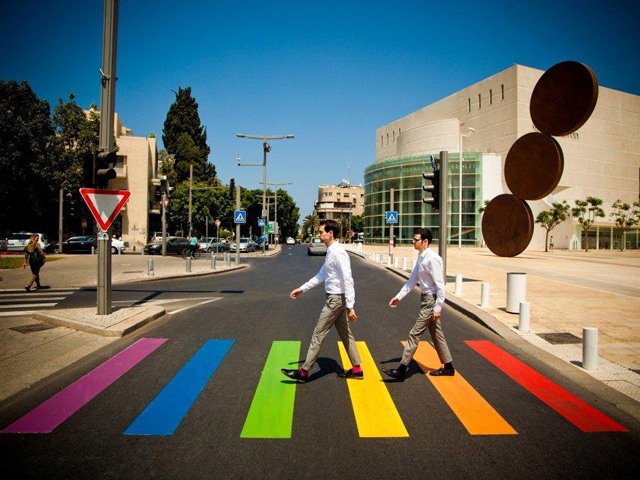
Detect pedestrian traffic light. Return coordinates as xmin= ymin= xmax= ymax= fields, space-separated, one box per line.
xmin=422 ymin=169 xmax=441 ymax=210
xmin=96 ymin=151 xmax=117 ymax=188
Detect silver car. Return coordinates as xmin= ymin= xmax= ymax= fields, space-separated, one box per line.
xmin=307 ymin=237 xmax=327 ymax=256
xmin=6 ymin=232 xmax=48 ymax=252
xmin=230 ymin=237 xmax=256 ymax=252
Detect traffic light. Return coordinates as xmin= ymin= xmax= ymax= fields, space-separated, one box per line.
xmin=422 ymin=170 xmax=441 ymax=209
xmin=96 ymin=151 xmax=117 ymax=188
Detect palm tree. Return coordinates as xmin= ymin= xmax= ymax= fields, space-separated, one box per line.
xmin=302 ymin=214 xmax=319 ymax=239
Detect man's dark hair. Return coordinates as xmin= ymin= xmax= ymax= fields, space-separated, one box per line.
xmin=320 ymin=219 xmax=340 ymax=237
xmin=416 ymin=228 xmax=433 ymax=244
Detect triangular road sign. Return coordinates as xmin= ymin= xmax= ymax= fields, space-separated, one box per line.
xmin=80 ymin=188 xmax=131 ymax=231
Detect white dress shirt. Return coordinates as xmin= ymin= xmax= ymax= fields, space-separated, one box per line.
xmin=300 ymin=242 xmax=355 ymax=309
xmin=394 ymin=247 xmax=445 ymax=312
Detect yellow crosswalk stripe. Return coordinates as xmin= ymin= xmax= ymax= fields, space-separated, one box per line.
xmin=406 ymin=341 xmax=517 ymax=435
xmin=338 ymin=341 xmax=409 ymax=438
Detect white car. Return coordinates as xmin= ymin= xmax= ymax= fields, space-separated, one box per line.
xmin=230 ymin=237 xmax=256 ymax=252
xmin=110 ymin=237 xmax=127 ymax=254
xmin=6 ymin=232 xmax=49 ymax=252
xmin=286 ymin=237 xmax=296 ymax=245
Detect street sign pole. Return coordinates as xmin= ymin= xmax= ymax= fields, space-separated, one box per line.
xmin=389 ymin=187 xmax=395 ymax=264
xmin=97 ymin=231 xmax=112 ymax=314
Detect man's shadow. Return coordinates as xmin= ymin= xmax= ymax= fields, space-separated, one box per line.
xmin=281 ymin=357 xmax=345 ymax=383
xmin=379 ymin=357 xmax=422 ymax=382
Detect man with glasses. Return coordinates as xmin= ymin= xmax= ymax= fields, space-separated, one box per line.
xmin=281 ymin=219 xmax=363 ymax=382
xmin=383 ymin=228 xmax=454 ymax=381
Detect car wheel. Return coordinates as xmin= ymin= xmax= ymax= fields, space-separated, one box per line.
xmin=111 ymin=246 xmax=118 ymax=254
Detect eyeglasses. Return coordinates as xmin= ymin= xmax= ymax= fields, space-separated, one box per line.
xmin=412 ymin=238 xmax=422 ymax=243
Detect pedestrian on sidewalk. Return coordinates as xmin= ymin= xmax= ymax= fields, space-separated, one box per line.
xmin=383 ymin=228 xmax=455 ymax=381
xmin=23 ymin=233 xmax=46 ymax=291
xmin=281 ymin=219 xmax=363 ymax=382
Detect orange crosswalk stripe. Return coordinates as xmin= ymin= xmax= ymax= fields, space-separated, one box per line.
xmin=406 ymin=341 xmax=517 ymax=435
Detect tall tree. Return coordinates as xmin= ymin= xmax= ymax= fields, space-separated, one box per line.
xmin=572 ymin=196 xmax=605 ymax=252
xmin=272 ymin=188 xmax=300 ymax=241
xmin=162 ymin=87 xmax=213 ymax=183
xmin=0 ymin=80 xmax=55 ymax=234
xmin=535 ymin=201 xmax=570 ymax=252
xmin=610 ymin=199 xmax=640 ymax=251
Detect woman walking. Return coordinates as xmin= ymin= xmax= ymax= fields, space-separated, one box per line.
xmin=23 ymin=234 xmax=45 ymax=291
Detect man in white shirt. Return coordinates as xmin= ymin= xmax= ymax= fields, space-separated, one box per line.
xmin=383 ymin=228 xmax=454 ymax=381
xmin=281 ymin=219 xmax=363 ymax=382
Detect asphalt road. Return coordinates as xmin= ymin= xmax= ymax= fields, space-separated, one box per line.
xmin=1 ymin=245 xmax=639 ymax=479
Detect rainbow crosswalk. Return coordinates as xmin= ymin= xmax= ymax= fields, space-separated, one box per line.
xmin=1 ymin=338 xmax=628 ymax=436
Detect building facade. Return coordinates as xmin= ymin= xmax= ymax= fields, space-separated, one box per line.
xmin=106 ymin=113 xmax=160 ymax=251
xmin=314 ymin=181 xmax=364 ymax=238
xmin=365 ymin=64 xmax=640 ymax=250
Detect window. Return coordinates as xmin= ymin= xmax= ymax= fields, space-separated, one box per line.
xmin=468 ymin=98 xmax=471 ymax=113
xmin=478 ymin=93 xmax=482 ymax=109
xmin=501 ymin=84 xmax=504 ymax=100
xmin=490 ymin=89 xmax=493 ymax=104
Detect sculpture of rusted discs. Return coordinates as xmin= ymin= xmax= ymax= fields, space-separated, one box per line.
xmin=530 ymin=61 xmax=599 ymax=136
xmin=482 ymin=194 xmax=534 ymax=257
xmin=504 ymin=132 xmax=564 ymax=200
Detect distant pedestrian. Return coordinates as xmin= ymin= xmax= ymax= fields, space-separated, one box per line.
xmin=549 ymin=235 xmax=554 ymax=250
xmin=281 ymin=219 xmax=363 ymax=382
xmin=23 ymin=233 xmax=46 ymax=291
xmin=383 ymin=228 xmax=454 ymax=381
xmin=188 ymin=235 xmax=198 ymax=257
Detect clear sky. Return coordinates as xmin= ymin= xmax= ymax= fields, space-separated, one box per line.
xmin=2 ymin=0 xmax=638 ymax=220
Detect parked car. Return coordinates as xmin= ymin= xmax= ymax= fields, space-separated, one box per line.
xmin=144 ymin=236 xmax=190 ymax=255
xmin=6 ymin=232 xmax=49 ymax=252
xmin=307 ymin=237 xmax=327 ymax=256
xmin=230 ymin=237 xmax=256 ymax=253
xmin=199 ymin=237 xmax=229 ymax=253
xmin=286 ymin=237 xmax=296 ymax=245
xmin=60 ymin=236 xmax=96 ymax=254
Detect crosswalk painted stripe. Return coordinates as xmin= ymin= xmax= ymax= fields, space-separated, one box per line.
xmin=125 ymin=339 xmax=234 ymax=436
xmin=2 ymin=338 xmax=167 ymax=433
xmin=338 ymin=341 xmax=409 ymax=437
xmin=466 ymin=340 xmax=628 ymax=433
xmin=407 ymin=341 xmax=517 ymax=435
xmin=241 ymin=341 xmax=300 ymax=439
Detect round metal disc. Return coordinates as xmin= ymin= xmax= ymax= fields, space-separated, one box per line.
xmin=530 ymin=61 xmax=598 ymax=136
xmin=482 ymin=194 xmax=534 ymax=257
xmin=504 ymin=132 xmax=564 ymax=200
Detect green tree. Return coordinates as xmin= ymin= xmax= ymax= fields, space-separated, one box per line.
xmin=535 ymin=201 xmax=570 ymax=252
xmin=272 ymin=188 xmax=299 ymax=241
xmin=158 ymin=149 xmax=178 ymax=189
xmin=572 ymin=197 xmax=605 ymax=252
xmin=350 ymin=214 xmax=364 ymax=234
xmin=173 ymin=133 xmax=202 ymax=183
xmin=610 ymin=199 xmax=640 ymax=251
xmin=0 ymin=80 xmax=56 ymax=234
xmin=162 ymin=87 xmax=213 ymax=183
xmin=302 ymin=214 xmax=319 ymax=238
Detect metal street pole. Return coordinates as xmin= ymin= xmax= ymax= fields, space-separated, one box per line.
xmin=265 ymin=181 xmax=292 ymax=244
xmin=188 ymin=164 xmax=193 ymax=238
xmin=236 ymin=134 xmax=294 ymax=253
xmin=97 ymin=0 xmax=118 ymax=315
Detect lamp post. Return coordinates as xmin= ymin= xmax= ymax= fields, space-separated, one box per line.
xmin=459 ymin=126 xmax=475 ymax=248
xmin=236 ymin=133 xmax=294 ymax=253
xmin=265 ymin=181 xmax=292 ymax=244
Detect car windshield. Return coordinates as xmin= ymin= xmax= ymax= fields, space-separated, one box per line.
xmin=312 ymin=238 xmax=322 ymax=244
xmin=9 ymin=233 xmax=31 ymax=241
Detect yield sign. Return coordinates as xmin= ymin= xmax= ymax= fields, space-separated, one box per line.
xmin=80 ymin=188 xmax=131 ymax=231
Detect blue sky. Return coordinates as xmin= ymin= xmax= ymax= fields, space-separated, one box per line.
xmin=2 ymin=0 xmax=638 ymax=219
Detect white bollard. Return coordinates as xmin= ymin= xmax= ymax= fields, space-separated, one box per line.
xmin=506 ymin=272 xmax=527 ymax=313
xmin=518 ymin=301 xmax=530 ymax=332
xmin=454 ymin=274 xmax=463 ymax=295
xmin=402 ymin=257 xmax=408 ymax=271
xmin=186 ymin=256 xmax=192 ymax=272
xmin=583 ymin=327 xmax=599 ymax=370
xmin=211 ymin=253 xmax=216 ymax=269
xmin=147 ymin=258 xmax=154 ymax=276
xmin=480 ymin=282 xmax=490 ymax=307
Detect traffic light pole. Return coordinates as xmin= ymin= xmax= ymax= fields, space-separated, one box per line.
xmin=439 ymin=151 xmax=448 ymax=282
xmin=96 ymin=0 xmax=118 ymax=315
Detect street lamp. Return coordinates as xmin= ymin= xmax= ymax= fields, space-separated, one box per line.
xmin=459 ymin=126 xmax=475 ymax=248
xmin=236 ymin=133 xmax=294 ymax=253
xmin=265 ymin=181 xmax=292 ymax=243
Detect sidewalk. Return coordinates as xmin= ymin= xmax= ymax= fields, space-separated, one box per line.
xmin=347 ymin=243 xmax=640 ymax=419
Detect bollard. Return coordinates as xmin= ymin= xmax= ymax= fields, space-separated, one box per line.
xmin=147 ymin=258 xmax=154 ymax=276
xmin=454 ymin=274 xmax=463 ymax=295
xmin=518 ymin=301 xmax=530 ymax=332
xmin=480 ymin=282 xmax=490 ymax=307
xmin=583 ymin=327 xmax=598 ymax=370
xmin=211 ymin=253 xmax=216 ymax=269
xmin=235 ymin=253 xmax=239 ymax=266
xmin=506 ymin=272 xmax=527 ymax=313
xmin=402 ymin=257 xmax=408 ymax=271
xmin=186 ymin=256 xmax=192 ymax=272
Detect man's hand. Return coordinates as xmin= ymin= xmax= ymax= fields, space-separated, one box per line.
xmin=433 ymin=311 xmax=441 ymax=321
xmin=290 ymin=288 xmax=303 ymax=299
xmin=347 ymin=308 xmax=358 ymax=323
xmin=388 ymin=297 xmax=400 ymax=308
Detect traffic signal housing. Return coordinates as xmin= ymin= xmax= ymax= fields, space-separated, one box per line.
xmin=423 ymin=169 xmax=441 ymax=210
xmin=96 ymin=151 xmax=117 ymax=188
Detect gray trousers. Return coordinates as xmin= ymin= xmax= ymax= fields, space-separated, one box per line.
xmin=302 ymin=294 xmax=361 ymax=372
xmin=401 ymin=293 xmax=452 ymax=366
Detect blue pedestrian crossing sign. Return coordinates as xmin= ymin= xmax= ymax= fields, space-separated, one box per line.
xmin=258 ymin=217 xmax=265 ymax=227
xmin=385 ymin=211 xmax=399 ymax=224
xmin=234 ymin=210 xmax=247 ymax=224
